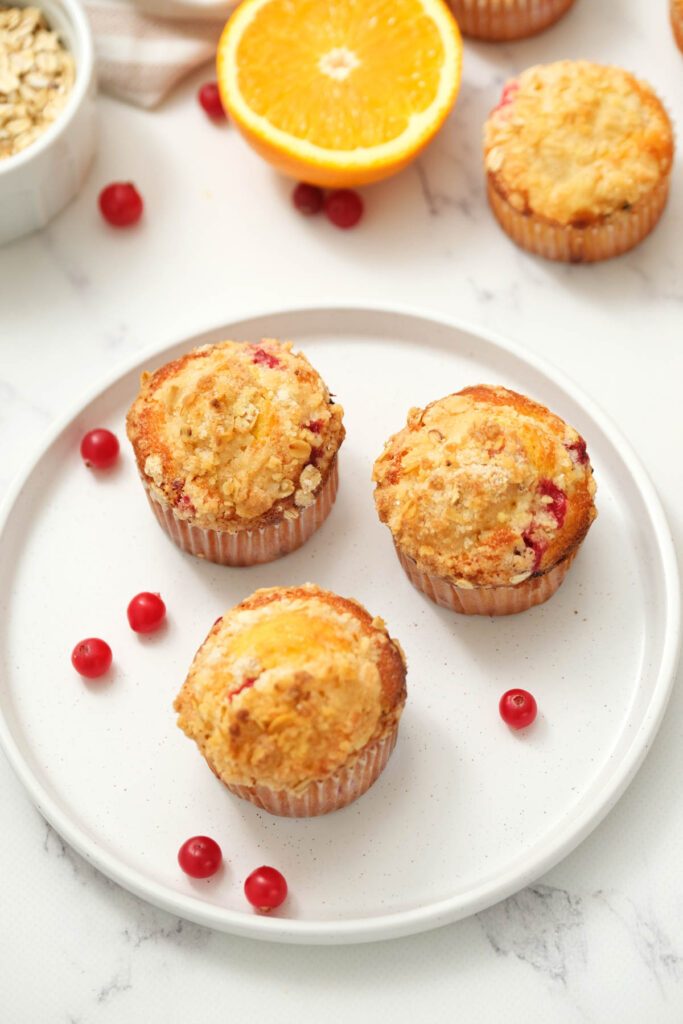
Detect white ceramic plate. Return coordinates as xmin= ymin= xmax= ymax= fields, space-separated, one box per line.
xmin=0 ymin=305 xmax=678 ymax=944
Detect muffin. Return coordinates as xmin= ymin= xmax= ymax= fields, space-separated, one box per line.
xmin=372 ymin=385 xmax=597 ymax=615
xmin=672 ymin=0 xmax=683 ymax=52
xmin=126 ymin=339 xmax=344 ymax=565
xmin=448 ymin=0 xmax=575 ymax=40
xmin=174 ymin=584 xmax=407 ymax=817
xmin=484 ymin=62 xmax=674 ymax=262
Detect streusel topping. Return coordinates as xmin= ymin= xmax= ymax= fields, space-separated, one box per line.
xmin=126 ymin=339 xmax=344 ymax=530
xmin=373 ymin=385 xmax=597 ymax=587
xmin=174 ymin=585 xmax=406 ymax=792
xmin=484 ymin=61 xmax=673 ymax=226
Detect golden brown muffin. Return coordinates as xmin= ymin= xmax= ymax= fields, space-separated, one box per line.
xmin=484 ymin=62 xmax=674 ymax=262
xmin=126 ymin=339 xmax=344 ymax=565
xmin=448 ymin=0 xmax=575 ymax=41
xmin=373 ymin=385 xmax=597 ymax=615
xmin=672 ymin=0 xmax=683 ymax=52
xmin=174 ymin=584 xmax=407 ymax=817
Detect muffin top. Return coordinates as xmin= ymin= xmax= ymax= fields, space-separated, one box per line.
xmin=484 ymin=61 xmax=673 ymax=226
xmin=174 ymin=585 xmax=407 ymax=793
xmin=126 ymin=339 xmax=344 ymax=530
xmin=372 ymin=385 xmax=597 ymax=587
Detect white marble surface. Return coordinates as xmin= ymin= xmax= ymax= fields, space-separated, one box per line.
xmin=1 ymin=0 xmax=683 ymax=1019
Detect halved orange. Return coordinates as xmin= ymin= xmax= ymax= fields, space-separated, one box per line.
xmin=217 ymin=0 xmax=463 ymax=187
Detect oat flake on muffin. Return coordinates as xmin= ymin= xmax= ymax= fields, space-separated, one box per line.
xmin=174 ymin=584 xmax=407 ymax=817
xmin=373 ymin=385 xmax=597 ymax=615
xmin=484 ymin=61 xmax=674 ymax=262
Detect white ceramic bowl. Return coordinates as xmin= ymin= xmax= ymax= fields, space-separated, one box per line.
xmin=0 ymin=0 xmax=96 ymax=246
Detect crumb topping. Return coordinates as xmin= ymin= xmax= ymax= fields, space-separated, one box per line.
xmin=484 ymin=61 xmax=674 ymax=226
xmin=126 ymin=339 xmax=345 ymax=530
xmin=174 ymin=585 xmax=407 ymax=792
xmin=372 ymin=385 xmax=597 ymax=587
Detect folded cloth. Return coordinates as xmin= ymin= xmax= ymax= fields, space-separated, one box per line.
xmin=84 ymin=0 xmax=237 ymax=108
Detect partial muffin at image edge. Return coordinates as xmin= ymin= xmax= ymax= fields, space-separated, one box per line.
xmin=125 ymin=339 xmax=345 ymax=565
xmin=448 ymin=0 xmax=576 ymax=41
xmin=372 ymin=384 xmax=597 ymax=615
xmin=174 ymin=584 xmax=407 ymax=817
xmin=672 ymin=0 xmax=683 ymax=52
xmin=483 ymin=61 xmax=674 ymax=263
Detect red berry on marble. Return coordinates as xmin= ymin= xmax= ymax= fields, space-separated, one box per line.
xmin=127 ymin=592 xmax=166 ymax=633
xmin=99 ymin=183 xmax=144 ymax=227
xmin=80 ymin=428 xmax=119 ymax=469
xmin=178 ymin=836 xmax=222 ymax=878
xmin=499 ymin=689 xmax=537 ymax=730
xmin=198 ymin=82 xmax=227 ymax=120
xmin=71 ymin=638 xmax=112 ymax=679
xmin=292 ymin=182 xmax=324 ymax=216
xmin=244 ymin=865 xmax=288 ymax=912
xmin=325 ymin=189 xmax=363 ymax=229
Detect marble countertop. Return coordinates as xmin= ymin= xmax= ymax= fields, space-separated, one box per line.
xmin=2 ymin=1 xmax=683 ymax=1020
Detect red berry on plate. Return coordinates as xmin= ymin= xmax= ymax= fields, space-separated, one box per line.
xmin=499 ymin=689 xmax=537 ymax=730
xmin=178 ymin=836 xmax=222 ymax=878
xmin=127 ymin=592 xmax=166 ymax=633
xmin=244 ymin=865 xmax=288 ymax=912
xmin=71 ymin=638 xmax=112 ymax=679
xmin=292 ymin=182 xmax=324 ymax=216
xmin=80 ymin=428 xmax=120 ymax=469
xmin=325 ymin=189 xmax=363 ymax=229
xmin=98 ymin=182 xmax=144 ymax=227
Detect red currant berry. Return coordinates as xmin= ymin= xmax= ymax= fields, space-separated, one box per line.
xmin=244 ymin=865 xmax=288 ymax=912
xmin=178 ymin=836 xmax=222 ymax=878
xmin=127 ymin=592 xmax=166 ymax=633
xmin=71 ymin=638 xmax=112 ymax=679
xmin=499 ymin=689 xmax=538 ymax=730
xmin=198 ymin=82 xmax=227 ymax=120
xmin=325 ymin=189 xmax=363 ymax=229
xmin=98 ymin=182 xmax=144 ymax=227
xmin=292 ymin=182 xmax=324 ymax=216
xmin=80 ymin=428 xmax=120 ymax=469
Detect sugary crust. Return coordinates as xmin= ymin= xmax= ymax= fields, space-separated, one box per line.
xmin=126 ymin=339 xmax=345 ymax=531
xmin=372 ymin=385 xmax=597 ymax=587
xmin=484 ymin=62 xmax=674 ymax=227
xmin=174 ymin=584 xmax=407 ymax=793
xmin=449 ymin=0 xmax=575 ymax=41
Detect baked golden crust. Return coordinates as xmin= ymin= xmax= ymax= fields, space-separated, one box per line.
xmin=372 ymin=385 xmax=597 ymax=588
xmin=672 ymin=0 xmax=683 ymax=52
xmin=126 ymin=339 xmax=344 ymax=531
xmin=174 ymin=584 xmax=407 ymax=793
xmin=484 ymin=61 xmax=674 ymax=227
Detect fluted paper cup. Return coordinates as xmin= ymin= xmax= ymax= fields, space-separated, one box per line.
xmin=213 ymin=727 xmax=399 ymax=817
xmin=487 ymin=175 xmax=671 ymax=263
xmin=449 ymin=0 xmax=575 ymax=40
xmin=143 ymin=458 xmax=338 ymax=566
xmin=395 ymin=544 xmax=579 ymax=615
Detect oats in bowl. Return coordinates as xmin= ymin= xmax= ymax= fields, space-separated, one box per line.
xmin=0 ymin=4 xmax=75 ymax=160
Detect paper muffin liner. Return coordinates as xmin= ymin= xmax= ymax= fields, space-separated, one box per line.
xmin=672 ymin=0 xmax=683 ymax=52
xmin=395 ymin=544 xmax=579 ymax=615
xmin=215 ymin=726 xmax=399 ymax=818
xmin=487 ymin=174 xmax=671 ymax=263
xmin=449 ymin=0 xmax=575 ymax=40
xmin=142 ymin=457 xmax=338 ymax=566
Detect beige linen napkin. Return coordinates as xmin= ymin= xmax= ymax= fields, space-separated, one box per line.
xmin=84 ymin=0 xmax=237 ymax=109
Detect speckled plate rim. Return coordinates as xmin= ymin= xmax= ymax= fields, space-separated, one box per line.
xmin=0 ymin=302 xmax=679 ymax=945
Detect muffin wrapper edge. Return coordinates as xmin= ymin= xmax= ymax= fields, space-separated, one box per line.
xmin=142 ymin=457 xmax=338 ymax=566
xmin=395 ymin=544 xmax=580 ymax=615
xmin=449 ymin=0 xmax=575 ymax=40
xmin=218 ymin=726 xmax=399 ymax=817
xmin=487 ymin=175 xmax=671 ymax=263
